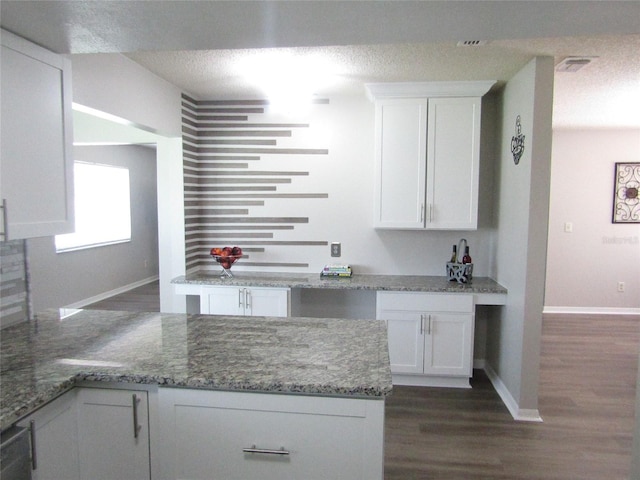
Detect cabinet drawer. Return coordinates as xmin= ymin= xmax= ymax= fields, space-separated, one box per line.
xmin=377 ymin=291 xmax=473 ymax=313
xmin=173 ymin=283 xmax=202 ymax=296
xmin=159 ymin=389 xmax=384 ymax=480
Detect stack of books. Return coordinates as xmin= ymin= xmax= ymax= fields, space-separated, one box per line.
xmin=321 ymin=264 xmax=353 ymax=278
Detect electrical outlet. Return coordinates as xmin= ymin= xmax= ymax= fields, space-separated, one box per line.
xmin=331 ymin=242 xmax=341 ymax=257
xmin=617 ymin=281 xmax=625 ymax=293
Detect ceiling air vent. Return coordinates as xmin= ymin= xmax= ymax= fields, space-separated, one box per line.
xmin=457 ymin=40 xmax=489 ymax=47
xmin=556 ymin=57 xmax=597 ymax=72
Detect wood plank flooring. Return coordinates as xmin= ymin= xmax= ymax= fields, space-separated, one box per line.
xmin=385 ymin=314 xmax=640 ymax=480
xmin=82 ymin=285 xmax=639 ymax=479
xmin=82 ymin=280 xmax=160 ymax=312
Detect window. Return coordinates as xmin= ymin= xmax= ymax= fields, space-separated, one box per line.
xmin=55 ymin=162 xmax=131 ymax=252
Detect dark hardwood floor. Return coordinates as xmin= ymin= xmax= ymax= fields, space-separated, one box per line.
xmin=385 ymin=314 xmax=640 ymax=480
xmin=82 ymin=280 xmax=160 ymax=312
xmin=83 ymin=284 xmax=640 ymax=479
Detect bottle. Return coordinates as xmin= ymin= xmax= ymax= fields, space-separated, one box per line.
xmin=462 ymin=246 xmax=472 ymax=264
xmin=461 ymin=246 xmax=473 ymax=282
xmin=449 ymin=244 xmax=457 ymax=263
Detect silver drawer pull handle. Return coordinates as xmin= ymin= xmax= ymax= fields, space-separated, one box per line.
xmin=243 ymin=445 xmax=290 ymax=456
xmin=30 ymin=420 xmax=37 ymax=471
xmin=132 ymin=394 xmax=142 ymax=439
xmin=1 ymin=198 xmax=8 ymax=240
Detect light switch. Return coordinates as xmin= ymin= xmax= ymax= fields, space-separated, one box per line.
xmin=564 ymin=222 xmax=573 ymax=233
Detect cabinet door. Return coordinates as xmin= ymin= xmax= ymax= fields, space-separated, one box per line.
xmin=203 ymin=286 xmax=290 ymax=317
xmin=245 ymin=288 xmax=289 ymax=317
xmin=426 ymin=97 xmax=481 ymax=229
xmin=423 ymin=313 xmax=474 ymax=377
xmin=373 ymin=99 xmax=427 ymax=229
xmin=203 ymin=286 xmax=244 ymax=315
xmin=382 ymin=310 xmax=425 ymax=374
xmin=76 ymin=388 xmax=150 ymax=480
xmin=0 ymin=29 xmax=74 ymax=239
xmin=17 ymin=390 xmax=80 ymax=480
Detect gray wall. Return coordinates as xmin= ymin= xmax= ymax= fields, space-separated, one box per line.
xmin=545 ymin=129 xmax=640 ymax=313
xmin=28 ymin=144 xmax=159 ymax=311
xmin=486 ymin=56 xmax=554 ymax=419
xmin=70 ymin=53 xmax=185 ymax=314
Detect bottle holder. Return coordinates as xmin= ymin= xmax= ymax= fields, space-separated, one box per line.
xmin=446 ymin=262 xmax=473 ymax=284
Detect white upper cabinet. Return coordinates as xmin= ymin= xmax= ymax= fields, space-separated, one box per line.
xmin=367 ymin=81 xmax=494 ymax=230
xmin=373 ymin=99 xmax=428 ymax=229
xmin=1 ymin=29 xmax=74 ymax=240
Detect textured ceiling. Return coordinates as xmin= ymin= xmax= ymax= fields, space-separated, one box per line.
xmin=1 ymin=1 xmax=639 ymax=129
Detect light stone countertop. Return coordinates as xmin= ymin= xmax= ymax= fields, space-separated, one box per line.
xmin=1 ymin=309 xmax=391 ymax=431
xmin=172 ymin=272 xmax=507 ymax=296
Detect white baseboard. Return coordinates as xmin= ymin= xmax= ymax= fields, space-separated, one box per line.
xmin=483 ymin=363 xmax=543 ymax=423
xmin=392 ymin=373 xmax=471 ymax=389
xmin=65 ymin=276 xmax=159 ymax=309
xmin=543 ymin=306 xmax=640 ymax=316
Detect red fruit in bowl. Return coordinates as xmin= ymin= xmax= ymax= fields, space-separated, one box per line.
xmin=231 ymin=246 xmax=242 ymax=257
xmin=222 ymin=246 xmax=233 ymax=256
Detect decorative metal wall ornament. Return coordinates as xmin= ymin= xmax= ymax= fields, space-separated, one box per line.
xmin=612 ymin=162 xmax=640 ymax=223
xmin=510 ymin=115 xmax=525 ymax=165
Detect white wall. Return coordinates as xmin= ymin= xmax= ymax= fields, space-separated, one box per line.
xmin=486 ymin=56 xmax=554 ymax=420
xmin=71 ymin=54 xmax=183 ymax=137
xmin=202 ymin=93 xmax=499 ymax=278
xmin=28 ymin=145 xmax=158 ymax=311
xmin=545 ymin=129 xmax=640 ymax=314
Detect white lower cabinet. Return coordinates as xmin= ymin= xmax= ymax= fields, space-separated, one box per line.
xmin=377 ymin=292 xmax=474 ymax=387
xmin=15 ymin=384 xmax=384 ymax=480
xmin=156 ymin=388 xmax=385 ymax=480
xmin=76 ymin=388 xmax=151 ymax=480
xmin=18 ymin=390 xmax=80 ymax=480
xmin=200 ymin=286 xmax=290 ymax=317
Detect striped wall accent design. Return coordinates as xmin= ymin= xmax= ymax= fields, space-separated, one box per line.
xmin=0 ymin=239 xmax=29 ymax=328
xmin=182 ymin=94 xmax=330 ymax=272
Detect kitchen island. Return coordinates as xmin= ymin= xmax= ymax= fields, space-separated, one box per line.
xmin=1 ymin=309 xmax=391 ymax=479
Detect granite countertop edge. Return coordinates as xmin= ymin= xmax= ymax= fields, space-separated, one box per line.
xmin=3 ymin=372 xmax=391 ymax=431
xmin=172 ymin=273 xmax=508 ymax=295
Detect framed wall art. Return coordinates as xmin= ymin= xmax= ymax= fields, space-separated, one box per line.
xmin=612 ymin=162 xmax=640 ymax=223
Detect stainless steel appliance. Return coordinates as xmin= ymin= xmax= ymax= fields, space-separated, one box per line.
xmin=1 ymin=425 xmax=32 ymax=480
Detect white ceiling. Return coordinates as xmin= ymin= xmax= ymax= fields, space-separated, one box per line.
xmin=2 ymin=1 xmax=639 ymax=129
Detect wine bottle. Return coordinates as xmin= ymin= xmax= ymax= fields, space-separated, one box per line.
xmin=450 ymin=244 xmax=457 ymax=263
xmin=462 ymin=246 xmax=472 ymax=264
